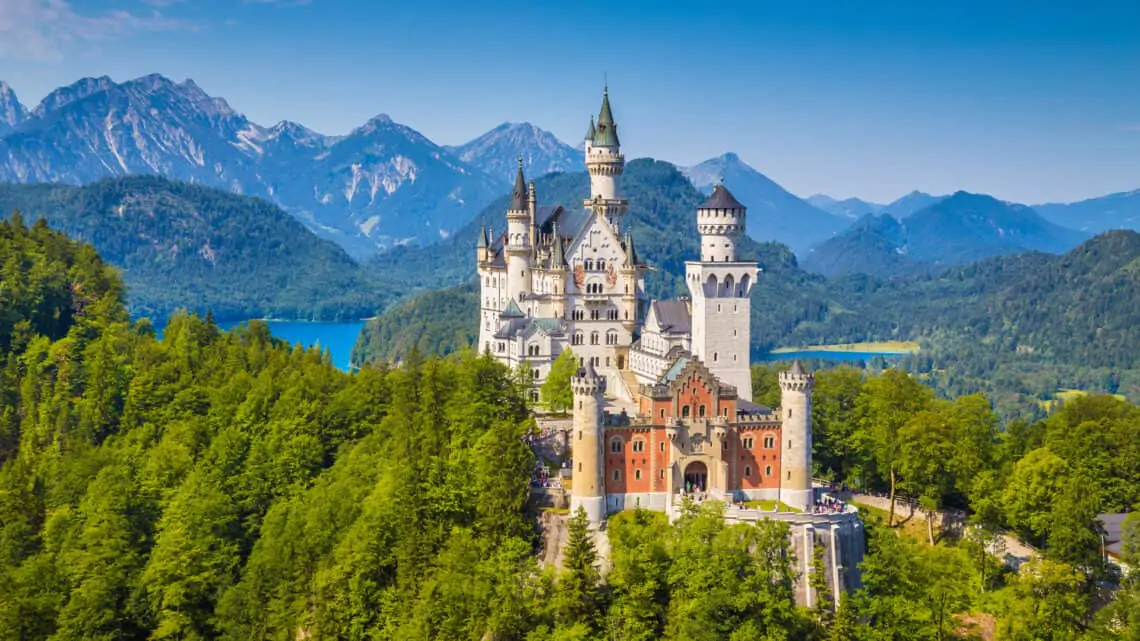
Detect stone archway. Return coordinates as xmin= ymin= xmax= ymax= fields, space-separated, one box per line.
xmin=683 ymin=461 xmax=708 ymax=493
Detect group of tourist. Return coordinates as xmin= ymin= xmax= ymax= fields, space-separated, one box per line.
xmin=530 ymin=465 xmax=562 ymax=489
xmin=811 ymin=495 xmax=847 ymax=515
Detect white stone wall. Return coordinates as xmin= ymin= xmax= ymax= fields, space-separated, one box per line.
xmin=685 ymin=261 xmax=758 ymax=400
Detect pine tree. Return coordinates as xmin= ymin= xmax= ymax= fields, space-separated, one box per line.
xmin=554 ymin=507 xmax=602 ymax=631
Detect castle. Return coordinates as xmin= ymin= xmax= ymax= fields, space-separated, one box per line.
xmin=480 ymin=87 xmax=864 ymax=607
xmin=477 ymin=86 xmax=754 ymax=402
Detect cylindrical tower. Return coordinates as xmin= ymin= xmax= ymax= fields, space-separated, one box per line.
xmin=570 ymin=360 xmax=607 ymax=526
xmin=505 ymin=159 xmax=532 ymax=303
xmin=779 ymin=361 xmax=814 ymax=511
xmin=697 ymin=182 xmax=746 ymax=262
xmin=584 ymin=86 xmax=628 ymax=227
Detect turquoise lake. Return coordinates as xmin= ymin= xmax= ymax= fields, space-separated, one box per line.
xmin=757 ymin=350 xmax=912 ymax=363
xmin=217 ymin=320 xmax=365 ymax=372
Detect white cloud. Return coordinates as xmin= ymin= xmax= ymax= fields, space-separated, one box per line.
xmin=0 ymin=0 xmax=187 ymax=62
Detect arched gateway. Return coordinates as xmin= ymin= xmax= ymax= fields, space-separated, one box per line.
xmin=683 ymin=461 xmax=708 ymax=493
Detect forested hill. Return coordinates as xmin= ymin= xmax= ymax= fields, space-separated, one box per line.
xmin=0 ymin=177 xmax=390 ymax=322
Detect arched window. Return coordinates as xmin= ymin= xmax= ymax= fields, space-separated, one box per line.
xmin=591 ymin=331 xmax=600 ymax=345
xmin=744 ymin=466 xmax=752 ymax=478
xmin=681 ymin=405 xmax=690 ymax=418
xmin=698 ymin=405 xmax=706 ymax=417
xmin=606 ymin=330 xmax=618 ymax=345
xmin=598 ymin=259 xmax=605 ymax=271
xmin=634 ymin=469 xmax=641 ymax=481
xmin=723 ymin=274 xmax=734 ymax=297
xmin=573 ymin=332 xmax=583 ymax=345
xmin=610 ymin=437 xmax=623 ymax=453
xmin=765 ymin=465 xmax=772 ymax=476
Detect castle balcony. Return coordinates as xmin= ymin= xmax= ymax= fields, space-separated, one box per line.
xmin=582 ymin=294 xmax=611 ymax=303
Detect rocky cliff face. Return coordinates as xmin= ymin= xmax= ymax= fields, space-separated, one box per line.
xmin=0 ymin=81 xmax=28 ymax=136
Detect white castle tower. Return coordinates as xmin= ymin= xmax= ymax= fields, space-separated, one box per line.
xmin=583 ymin=86 xmax=628 ymax=228
xmin=685 ymin=183 xmax=759 ymax=399
xmin=504 ymin=159 xmax=533 ymax=304
xmin=779 ymin=361 xmax=814 ymax=511
xmin=570 ymin=360 xmax=607 ymax=526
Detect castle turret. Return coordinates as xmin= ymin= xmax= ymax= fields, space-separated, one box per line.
xmin=505 ymin=158 xmax=533 ymax=305
xmin=685 ymin=184 xmax=759 ymax=399
xmin=570 ymin=360 xmax=607 ymax=526
xmin=550 ymin=222 xmax=569 ymax=318
xmin=584 ymin=86 xmax=628 ymax=228
xmin=779 ymin=361 xmax=814 ymax=511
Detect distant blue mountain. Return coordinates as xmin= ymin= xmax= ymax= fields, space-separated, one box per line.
xmin=879 ymin=190 xmax=946 ymax=219
xmin=806 ymin=194 xmax=884 ymax=219
xmin=1033 ymin=189 xmax=1140 ymax=234
xmin=683 ymin=152 xmax=851 ymax=254
xmin=801 ymin=191 xmax=1090 ymax=277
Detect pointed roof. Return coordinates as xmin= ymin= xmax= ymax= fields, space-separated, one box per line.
xmin=477 ymin=225 xmax=488 ymax=249
xmin=592 ymin=87 xmax=620 ymax=147
xmin=788 ymin=360 xmax=805 ymax=376
xmin=501 ymin=299 xmax=525 ymax=319
xmin=623 ymin=232 xmax=639 ymax=266
xmin=585 ymin=115 xmax=596 ymax=141
xmin=509 ymin=156 xmax=527 ymax=211
xmin=551 ymin=222 xmax=567 ymax=267
xmin=699 ymin=183 xmax=746 ymax=210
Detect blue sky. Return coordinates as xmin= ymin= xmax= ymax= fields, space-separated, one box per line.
xmin=1 ymin=0 xmax=1138 ymax=204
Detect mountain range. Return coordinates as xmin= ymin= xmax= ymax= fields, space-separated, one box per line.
xmin=801 ymin=192 xmax=1089 ymax=277
xmin=3 ymin=73 xmax=1139 ymax=271
xmin=0 ymin=75 xmax=573 ymax=259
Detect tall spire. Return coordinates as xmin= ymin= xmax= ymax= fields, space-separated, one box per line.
xmin=510 ymin=155 xmax=527 ymax=211
xmin=592 ymin=86 xmax=619 ymax=147
xmin=585 ymin=114 xmax=596 ymax=141
xmin=477 ymin=224 xmax=488 ymax=249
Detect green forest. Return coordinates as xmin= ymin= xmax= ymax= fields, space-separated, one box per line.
xmin=2 ymin=206 xmax=1139 ymax=640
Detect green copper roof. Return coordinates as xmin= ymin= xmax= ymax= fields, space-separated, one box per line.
xmin=532 ymin=318 xmax=562 ymax=333
xmin=585 ymin=115 xmax=596 ymax=141
xmin=502 ymin=299 xmax=525 ymax=318
xmin=592 ymin=88 xmax=620 ymax=147
xmin=509 ymin=157 xmax=527 ymax=211
xmin=477 ymin=225 xmax=488 ymax=249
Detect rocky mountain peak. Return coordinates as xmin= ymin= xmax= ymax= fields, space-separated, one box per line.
xmin=0 ymin=81 xmax=28 ymax=134
xmin=32 ymin=75 xmax=115 ymax=117
xmin=447 ymin=122 xmax=582 ymax=185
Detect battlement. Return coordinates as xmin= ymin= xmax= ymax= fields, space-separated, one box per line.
xmin=778 ymin=372 xmax=814 ymax=393
xmin=572 ymin=366 xmax=607 ymax=396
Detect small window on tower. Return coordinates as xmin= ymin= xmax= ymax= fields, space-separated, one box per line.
xmin=745 ymin=466 xmax=752 ymax=478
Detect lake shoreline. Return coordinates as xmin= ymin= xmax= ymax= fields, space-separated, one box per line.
xmin=769 ymin=341 xmax=919 ymax=355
